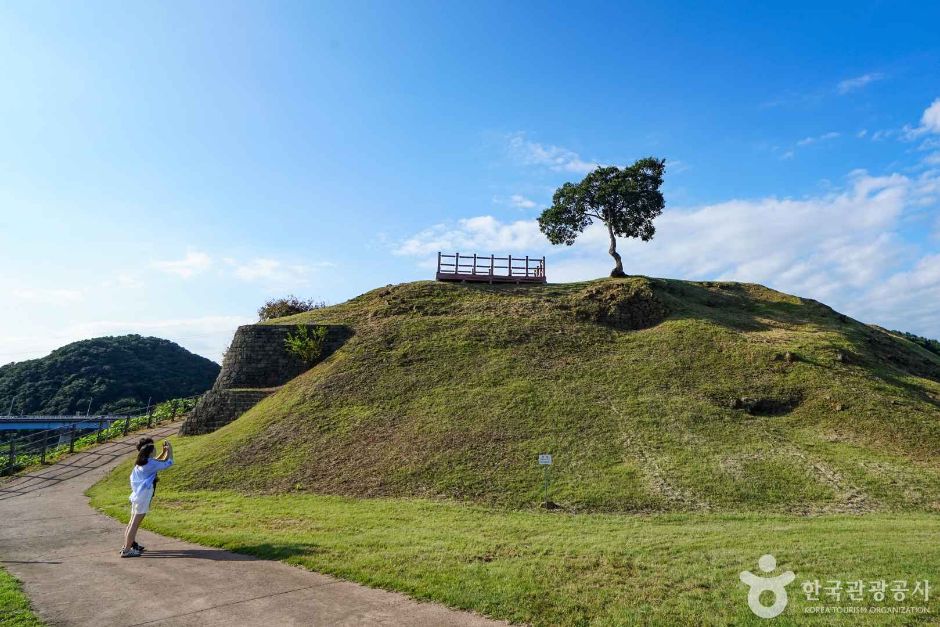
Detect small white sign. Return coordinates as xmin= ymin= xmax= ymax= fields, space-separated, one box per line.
xmin=538 ymin=454 xmax=553 ymax=465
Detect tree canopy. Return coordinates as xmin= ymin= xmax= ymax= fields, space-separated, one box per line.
xmin=258 ymin=295 xmax=327 ymax=321
xmin=0 ymin=335 xmax=219 ymax=415
xmin=538 ymin=158 xmax=666 ymax=277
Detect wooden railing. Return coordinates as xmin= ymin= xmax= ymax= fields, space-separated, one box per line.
xmin=436 ymin=252 xmax=546 ymax=283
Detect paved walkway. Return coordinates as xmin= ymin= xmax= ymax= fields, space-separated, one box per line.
xmin=0 ymin=424 xmax=503 ymax=626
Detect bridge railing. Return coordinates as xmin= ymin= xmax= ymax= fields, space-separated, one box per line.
xmin=0 ymin=396 xmax=201 ymax=476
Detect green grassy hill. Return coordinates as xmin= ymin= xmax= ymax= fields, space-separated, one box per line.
xmin=172 ymin=277 xmax=940 ymax=514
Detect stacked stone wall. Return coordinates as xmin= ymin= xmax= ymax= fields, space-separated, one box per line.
xmin=181 ymin=324 xmax=350 ymax=435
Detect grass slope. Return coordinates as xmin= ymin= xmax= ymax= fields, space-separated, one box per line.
xmin=174 ymin=277 xmax=940 ymax=514
xmin=0 ymin=567 xmax=44 ymax=626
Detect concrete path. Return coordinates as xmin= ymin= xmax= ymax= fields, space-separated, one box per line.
xmin=0 ymin=424 xmax=503 ymax=627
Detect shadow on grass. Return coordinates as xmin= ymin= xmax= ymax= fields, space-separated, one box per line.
xmin=143 ymin=543 xmax=319 ymax=562
xmin=231 ymin=543 xmax=322 ymax=561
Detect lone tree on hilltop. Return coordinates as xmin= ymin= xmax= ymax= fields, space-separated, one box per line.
xmin=537 ymin=158 xmax=666 ymax=277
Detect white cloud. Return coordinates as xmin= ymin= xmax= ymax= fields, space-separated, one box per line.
xmin=396 ymin=168 xmax=940 ymax=338
xmin=72 ymin=315 xmax=253 ymax=363
xmin=507 ymin=133 xmax=599 ymax=174
xmin=669 ymin=159 xmax=691 ymax=174
xmin=152 ymin=251 xmax=212 ymax=278
xmin=836 ymin=72 xmax=885 ymax=94
xmin=101 ymin=272 xmax=144 ymax=289
xmin=151 ymin=250 xmax=332 ymax=286
xmin=509 ymin=194 xmax=537 ymax=209
xmin=12 ymin=288 xmax=83 ymax=305
xmin=0 ymin=315 xmax=252 ymax=364
xmin=796 ymin=131 xmax=840 ymax=147
xmin=855 ymin=254 xmax=940 ymax=334
xmin=920 ymin=98 xmax=940 ymax=134
xmin=395 ymin=216 xmax=544 ymax=259
xmin=230 ymin=258 xmax=332 ymax=286
xmin=871 ymin=129 xmax=896 ymax=141
xmin=899 ymin=98 xmax=940 ymax=140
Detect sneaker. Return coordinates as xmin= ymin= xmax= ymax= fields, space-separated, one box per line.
xmin=120 ymin=547 xmax=142 ymax=558
xmin=132 ymin=542 xmax=145 ymax=552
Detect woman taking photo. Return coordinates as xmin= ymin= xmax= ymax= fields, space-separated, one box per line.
xmin=121 ymin=436 xmax=173 ymax=558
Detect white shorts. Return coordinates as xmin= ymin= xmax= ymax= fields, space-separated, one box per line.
xmin=129 ymin=487 xmax=154 ymax=516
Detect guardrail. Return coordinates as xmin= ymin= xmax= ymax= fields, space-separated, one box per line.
xmin=0 ymin=396 xmax=201 ymax=476
xmin=436 ymin=252 xmax=547 ymax=283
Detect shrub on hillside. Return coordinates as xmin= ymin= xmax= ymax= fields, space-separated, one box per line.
xmin=258 ymin=295 xmax=326 ymax=321
xmin=284 ymin=325 xmax=328 ymax=364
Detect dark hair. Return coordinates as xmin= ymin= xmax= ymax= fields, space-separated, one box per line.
xmin=135 ymin=437 xmax=155 ymax=466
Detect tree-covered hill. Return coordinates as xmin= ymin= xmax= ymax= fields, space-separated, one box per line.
xmin=0 ymin=335 xmax=219 ymax=415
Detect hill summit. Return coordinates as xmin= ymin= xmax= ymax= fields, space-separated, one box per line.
xmin=174 ymin=278 xmax=940 ymax=513
xmin=0 ymin=335 xmax=220 ymax=415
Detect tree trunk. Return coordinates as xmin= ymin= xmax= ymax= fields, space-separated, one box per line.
xmin=607 ymin=224 xmax=626 ymax=277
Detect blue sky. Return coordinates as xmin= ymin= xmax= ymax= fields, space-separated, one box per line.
xmin=1 ymin=1 xmax=939 ymax=363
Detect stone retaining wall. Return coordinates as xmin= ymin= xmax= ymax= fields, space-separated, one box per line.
xmin=181 ymin=323 xmax=351 ymax=435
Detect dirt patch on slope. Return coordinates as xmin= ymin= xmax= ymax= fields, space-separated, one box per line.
xmin=569 ymin=280 xmax=670 ymax=330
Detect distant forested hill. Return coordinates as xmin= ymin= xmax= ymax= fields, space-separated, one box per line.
xmin=0 ymin=335 xmax=220 ymax=415
xmin=891 ymin=330 xmax=940 ymax=357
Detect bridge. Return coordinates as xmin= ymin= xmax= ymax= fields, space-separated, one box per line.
xmin=1 ymin=397 xmax=199 ymax=475
xmin=0 ymin=415 xmax=135 ymax=431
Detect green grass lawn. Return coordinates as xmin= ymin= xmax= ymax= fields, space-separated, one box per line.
xmin=0 ymin=567 xmax=44 ymax=627
xmin=89 ymin=460 xmax=939 ymax=626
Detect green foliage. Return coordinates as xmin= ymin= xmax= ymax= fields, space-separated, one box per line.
xmin=169 ymin=278 xmax=940 ymax=514
xmin=258 ymin=295 xmax=327 ymax=321
xmin=892 ymin=330 xmax=940 ymax=357
xmin=538 ymin=158 xmax=666 ymax=276
xmin=284 ymin=325 xmax=328 ymax=364
xmin=0 ymin=335 xmax=218 ymax=415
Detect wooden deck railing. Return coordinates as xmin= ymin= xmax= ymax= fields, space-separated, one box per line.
xmin=436 ymin=252 xmax=547 ymax=283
